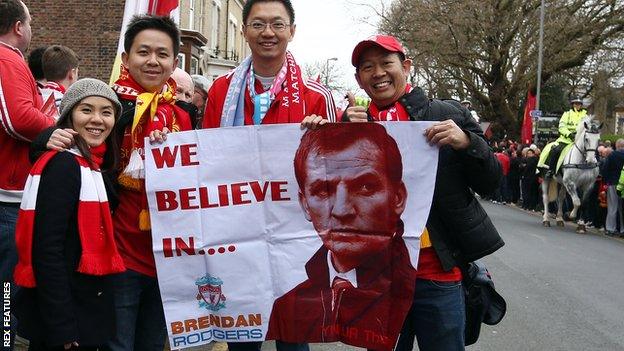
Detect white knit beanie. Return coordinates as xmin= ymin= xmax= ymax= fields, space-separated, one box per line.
xmin=59 ymin=78 xmax=121 ymax=122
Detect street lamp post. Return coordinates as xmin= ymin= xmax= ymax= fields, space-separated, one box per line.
xmin=325 ymin=57 xmax=338 ymax=87
xmin=534 ymin=0 xmax=545 ymax=145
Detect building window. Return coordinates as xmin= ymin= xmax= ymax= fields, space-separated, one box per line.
xmin=227 ymin=15 xmax=237 ymax=60
xmin=211 ymin=0 xmax=221 ymax=51
xmin=188 ymin=0 xmax=195 ymax=30
xmin=198 ymin=0 xmax=204 ymax=33
xmin=190 ymin=57 xmax=199 ymax=75
xmin=239 ymin=28 xmax=243 ymax=61
xmin=178 ymin=53 xmax=186 ymax=70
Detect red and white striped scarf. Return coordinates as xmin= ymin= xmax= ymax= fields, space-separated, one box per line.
xmin=368 ymin=85 xmax=413 ymax=122
xmin=14 ymin=147 xmax=125 ymax=287
xmin=220 ymin=51 xmax=305 ymax=126
xmin=41 ymin=80 xmax=66 ymax=94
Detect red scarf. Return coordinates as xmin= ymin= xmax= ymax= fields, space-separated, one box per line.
xmin=14 ymin=145 xmax=125 ymax=287
xmin=112 ymin=66 xmax=182 ymax=149
xmin=42 ymin=81 xmax=66 ymax=94
xmin=263 ymin=51 xmax=304 ymax=124
xmin=112 ymin=66 xmax=187 ymax=230
xmin=368 ymin=85 xmax=412 ymax=122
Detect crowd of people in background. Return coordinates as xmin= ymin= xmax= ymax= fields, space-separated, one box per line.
xmin=484 ymin=136 xmax=624 ymax=238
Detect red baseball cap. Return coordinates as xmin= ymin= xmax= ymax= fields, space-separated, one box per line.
xmin=351 ymin=35 xmax=406 ymax=67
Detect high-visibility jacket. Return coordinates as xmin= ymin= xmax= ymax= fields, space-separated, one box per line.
xmin=556 ymin=108 xmax=587 ymax=143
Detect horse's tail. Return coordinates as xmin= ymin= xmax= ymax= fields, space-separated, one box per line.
xmin=548 ymin=180 xmax=558 ymax=202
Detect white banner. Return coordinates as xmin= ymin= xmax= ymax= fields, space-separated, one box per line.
xmin=145 ymin=122 xmax=439 ymax=350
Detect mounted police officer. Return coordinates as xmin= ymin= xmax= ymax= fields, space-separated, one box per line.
xmin=538 ymin=97 xmax=587 ymax=177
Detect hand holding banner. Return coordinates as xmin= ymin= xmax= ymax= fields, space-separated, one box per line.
xmin=145 ymin=122 xmax=439 ymax=350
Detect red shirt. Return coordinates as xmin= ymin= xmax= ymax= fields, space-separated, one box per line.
xmin=112 ymin=92 xmax=188 ymax=277
xmin=495 ymin=152 xmax=510 ymax=176
xmin=416 ymin=248 xmax=462 ymax=281
xmin=113 ymin=189 xmax=156 ymax=276
xmin=202 ymin=73 xmax=336 ymax=128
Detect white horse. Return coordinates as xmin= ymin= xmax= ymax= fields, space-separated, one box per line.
xmin=541 ymin=117 xmax=602 ymax=233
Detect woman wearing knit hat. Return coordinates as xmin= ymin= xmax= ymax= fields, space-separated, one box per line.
xmin=13 ymin=78 xmax=126 ymax=350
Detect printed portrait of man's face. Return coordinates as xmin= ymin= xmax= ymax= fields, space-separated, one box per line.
xmin=295 ymin=125 xmax=407 ymax=273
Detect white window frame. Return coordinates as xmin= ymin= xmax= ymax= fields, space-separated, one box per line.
xmin=188 ymin=0 xmax=195 ymax=31
xmin=190 ymin=57 xmax=199 ymax=75
xmin=198 ymin=0 xmax=204 ymax=33
xmin=211 ymin=0 xmax=222 ymax=50
xmin=227 ymin=14 xmax=237 ymax=58
xmin=177 ymin=53 xmax=186 ymax=70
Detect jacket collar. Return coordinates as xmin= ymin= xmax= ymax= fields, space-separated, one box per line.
xmin=0 ymin=41 xmax=23 ymax=58
xmin=397 ymin=86 xmax=429 ymax=121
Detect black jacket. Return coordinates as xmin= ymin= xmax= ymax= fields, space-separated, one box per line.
xmin=14 ymin=152 xmax=116 ymax=347
xmin=600 ymin=149 xmax=624 ymax=185
xmin=392 ymin=88 xmax=504 ymax=270
xmin=522 ymin=156 xmax=538 ymax=179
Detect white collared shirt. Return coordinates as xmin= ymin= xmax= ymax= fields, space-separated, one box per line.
xmin=327 ymin=251 xmax=358 ymax=288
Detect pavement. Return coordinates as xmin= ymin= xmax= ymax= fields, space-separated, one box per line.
xmin=471 ymin=200 xmax=624 ymax=351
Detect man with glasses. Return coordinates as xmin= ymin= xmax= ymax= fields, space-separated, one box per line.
xmin=200 ymin=1 xmax=335 ymax=350
xmin=201 ymin=0 xmax=335 ymax=129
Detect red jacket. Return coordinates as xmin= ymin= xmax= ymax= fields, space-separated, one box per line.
xmin=0 ymin=42 xmax=55 ymax=203
xmin=202 ymin=73 xmax=336 ymax=128
xmin=111 ymin=95 xmax=188 ymax=278
xmin=495 ymin=152 xmax=510 ymax=176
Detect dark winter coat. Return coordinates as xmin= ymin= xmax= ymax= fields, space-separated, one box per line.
xmin=14 ymin=152 xmax=116 ymax=347
xmin=397 ymin=87 xmax=504 ymax=270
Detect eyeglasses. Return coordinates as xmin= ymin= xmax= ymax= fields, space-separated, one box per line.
xmin=245 ymin=20 xmax=290 ymax=32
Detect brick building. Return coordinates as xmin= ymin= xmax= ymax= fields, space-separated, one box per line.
xmin=27 ymin=0 xmax=125 ymax=82
xmin=25 ymin=0 xmax=248 ymax=83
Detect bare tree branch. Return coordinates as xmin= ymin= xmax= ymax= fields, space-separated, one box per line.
xmin=378 ymin=0 xmax=624 ymax=136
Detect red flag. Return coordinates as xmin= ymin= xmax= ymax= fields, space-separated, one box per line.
xmin=521 ymin=90 xmax=536 ymax=145
xmin=148 ymin=0 xmax=178 ymax=16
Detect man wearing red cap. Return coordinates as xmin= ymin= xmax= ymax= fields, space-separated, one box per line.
xmin=344 ymin=35 xmax=504 ymax=350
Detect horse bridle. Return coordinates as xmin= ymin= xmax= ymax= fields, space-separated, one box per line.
xmin=562 ymin=129 xmax=600 ymax=169
xmin=580 ymin=130 xmax=600 ymax=154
